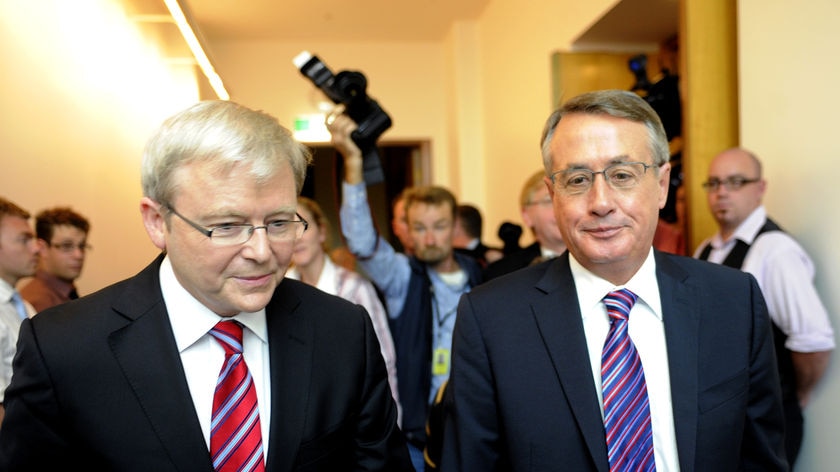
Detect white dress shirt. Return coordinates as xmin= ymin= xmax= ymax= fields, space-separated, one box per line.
xmin=571 ymin=249 xmax=680 ymax=471
xmin=694 ymin=206 xmax=835 ymax=353
xmin=0 ymin=279 xmax=35 ymax=403
xmin=158 ymin=256 xmax=271 ymax=458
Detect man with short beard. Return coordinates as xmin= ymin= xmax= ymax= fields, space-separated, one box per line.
xmin=328 ymin=114 xmax=483 ymax=471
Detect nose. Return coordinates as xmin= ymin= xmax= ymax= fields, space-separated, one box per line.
xmin=587 ymin=173 xmax=613 ymax=215
xmin=241 ymin=226 xmax=272 ymax=261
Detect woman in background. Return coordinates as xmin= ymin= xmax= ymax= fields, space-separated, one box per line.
xmin=288 ymin=197 xmax=401 ymax=423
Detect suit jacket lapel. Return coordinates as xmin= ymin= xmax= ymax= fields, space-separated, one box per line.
xmin=264 ymin=279 xmax=312 ymax=472
xmin=108 ymin=255 xmax=213 ymax=471
xmin=655 ymin=251 xmax=700 ymax=471
xmin=531 ymin=254 xmax=610 ymax=472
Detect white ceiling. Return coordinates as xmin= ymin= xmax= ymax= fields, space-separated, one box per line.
xmin=176 ymin=0 xmax=676 ymax=45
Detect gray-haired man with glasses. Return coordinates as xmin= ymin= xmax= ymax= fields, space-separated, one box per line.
xmin=442 ymin=90 xmax=787 ymax=471
xmin=696 ymin=146 xmax=834 ymax=468
xmin=0 ymin=101 xmax=412 ymax=471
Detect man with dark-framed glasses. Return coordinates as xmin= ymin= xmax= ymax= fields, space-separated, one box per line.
xmin=20 ymin=207 xmax=91 ymax=312
xmin=0 ymin=101 xmax=412 ymax=471
xmin=696 ymin=146 xmax=834 ymax=468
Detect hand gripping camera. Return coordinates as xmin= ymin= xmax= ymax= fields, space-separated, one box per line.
xmin=293 ymin=51 xmax=392 ymax=185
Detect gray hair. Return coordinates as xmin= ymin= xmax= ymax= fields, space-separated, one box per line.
xmin=540 ymin=90 xmax=670 ymax=174
xmin=141 ymin=101 xmax=312 ymax=205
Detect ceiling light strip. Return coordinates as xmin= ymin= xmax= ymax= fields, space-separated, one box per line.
xmin=162 ymin=0 xmax=230 ymax=100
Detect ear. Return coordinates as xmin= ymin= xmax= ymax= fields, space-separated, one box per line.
xmin=657 ymin=162 xmax=671 ymax=210
xmin=140 ymin=197 xmax=167 ymax=251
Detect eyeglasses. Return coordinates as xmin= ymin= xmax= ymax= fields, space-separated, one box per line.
xmin=49 ymin=241 xmax=92 ymax=253
xmin=550 ymin=161 xmax=656 ymax=196
xmin=166 ymin=206 xmax=308 ymax=246
xmin=701 ymin=176 xmax=760 ymax=192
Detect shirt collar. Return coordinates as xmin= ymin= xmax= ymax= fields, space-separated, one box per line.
xmin=569 ymin=248 xmax=662 ymax=321
xmin=0 ymin=278 xmax=15 ymax=302
xmin=158 ymin=255 xmax=268 ymax=353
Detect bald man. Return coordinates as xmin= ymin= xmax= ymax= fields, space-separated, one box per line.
xmin=696 ymin=147 xmax=834 ymax=467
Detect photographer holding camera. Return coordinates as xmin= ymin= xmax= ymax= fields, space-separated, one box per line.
xmin=327 ymin=113 xmax=482 ymax=471
xmin=294 ymin=52 xmax=392 ymax=185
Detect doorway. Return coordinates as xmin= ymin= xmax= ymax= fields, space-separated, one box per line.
xmin=300 ymin=141 xmax=430 ymax=252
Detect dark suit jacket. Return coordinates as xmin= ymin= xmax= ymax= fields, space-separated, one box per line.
xmin=0 ymin=255 xmax=412 ymax=471
xmin=441 ymin=251 xmax=787 ymax=471
xmin=482 ymin=242 xmax=542 ymax=281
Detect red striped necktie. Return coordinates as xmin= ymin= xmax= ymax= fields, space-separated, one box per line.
xmin=209 ymin=321 xmax=265 ymax=472
xmin=601 ymin=289 xmax=656 ymax=471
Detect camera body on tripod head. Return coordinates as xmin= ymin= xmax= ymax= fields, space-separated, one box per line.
xmin=294 ymin=51 xmax=392 ymax=184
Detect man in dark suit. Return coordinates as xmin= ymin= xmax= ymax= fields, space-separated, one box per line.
xmin=483 ymin=170 xmax=566 ymax=281
xmin=0 ymin=101 xmax=412 ymax=471
xmin=452 ymin=204 xmax=503 ymax=268
xmin=441 ymin=90 xmax=787 ymax=471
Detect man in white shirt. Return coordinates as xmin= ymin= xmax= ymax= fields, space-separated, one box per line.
xmin=0 ymin=197 xmax=38 ymax=427
xmin=696 ymin=147 xmax=835 ymax=467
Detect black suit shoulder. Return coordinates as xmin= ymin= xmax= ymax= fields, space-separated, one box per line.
xmin=482 ymin=243 xmax=541 ymax=281
xmin=272 ymin=277 xmax=373 ymax=329
xmin=654 ymin=250 xmax=761 ymax=288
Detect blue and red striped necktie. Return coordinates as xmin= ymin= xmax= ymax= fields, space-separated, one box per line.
xmin=601 ymin=289 xmax=656 ymax=471
xmin=209 ymin=320 xmax=265 ymax=472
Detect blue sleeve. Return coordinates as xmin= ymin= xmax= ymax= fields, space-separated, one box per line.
xmin=340 ymin=182 xmax=411 ymax=317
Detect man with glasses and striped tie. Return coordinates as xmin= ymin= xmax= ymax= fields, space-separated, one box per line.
xmin=0 ymin=101 xmax=412 ymax=471
xmin=442 ymin=90 xmax=788 ymax=471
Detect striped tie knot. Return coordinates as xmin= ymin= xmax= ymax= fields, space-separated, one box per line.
xmin=603 ymin=288 xmax=637 ymax=322
xmin=210 ymin=320 xmax=244 ymax=356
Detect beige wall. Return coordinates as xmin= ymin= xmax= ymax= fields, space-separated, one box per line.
xmin=212 ymin=40 xmax=454 ymax=182
xmin=476 ymin=0 xmax=618 ymax=246
xmin=738 ymin=0 xmax=840 ymax=469
xmin=0 ymin=0 xmax=202 ymax=294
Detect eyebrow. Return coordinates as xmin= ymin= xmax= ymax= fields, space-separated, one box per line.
xmin=202 ymin=205 xmax=297 ymax=219
xmin=562 ymin=155 xmax=633 ymax=170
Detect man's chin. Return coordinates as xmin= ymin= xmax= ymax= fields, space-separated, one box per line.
xmin=417 ymin=250 xmax=446 ymax=265
xmin=230 ymin=294 xmax=274 ymax=315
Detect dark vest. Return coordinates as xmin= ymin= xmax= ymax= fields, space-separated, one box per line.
xmin=698 ymin=219 xmax=798 ymax=407
xmin=388 ymin=253 xmax=483 ymax=445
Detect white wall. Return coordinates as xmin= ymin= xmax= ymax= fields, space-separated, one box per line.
xmin=739 ymin=0 xmax=840 ymax=469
